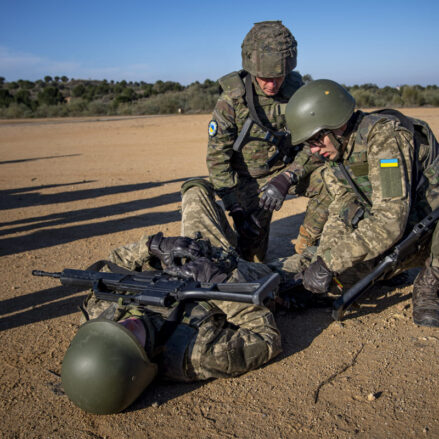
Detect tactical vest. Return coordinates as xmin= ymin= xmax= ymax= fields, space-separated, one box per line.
xmin=330 ymin=110 xmax=439 ymax=209
xmin=218 ymin=70 xmax=303 ymax=178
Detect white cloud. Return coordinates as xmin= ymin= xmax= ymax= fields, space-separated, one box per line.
xmin=0 ymin=46 xmax=152 ymax=81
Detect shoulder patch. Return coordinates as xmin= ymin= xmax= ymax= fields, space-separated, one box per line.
xmin=208 ymin=120 xmax=218 ymax=137
xmin=380 ymin=158 xmax=399 ymax=168
xmin=379 ymin=159 xmax=403 ymax=198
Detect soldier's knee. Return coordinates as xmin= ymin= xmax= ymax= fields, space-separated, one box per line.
xmin=181 ymin=178 xmax=214 ymax=197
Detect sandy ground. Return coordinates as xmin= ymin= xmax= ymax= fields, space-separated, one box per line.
xmin=1 ymin=108 xmax=439 ymax=439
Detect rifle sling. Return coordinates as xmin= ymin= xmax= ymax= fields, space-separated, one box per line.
xmin=85 ymin=259 xmax=132 ymax=274
xmin=244 ymin=73 xmax=267 ymax=129
xmin=337 ymin=162 xmax=372 ymax=207
xmin=235 ymin=73 xmax=284 ymax=151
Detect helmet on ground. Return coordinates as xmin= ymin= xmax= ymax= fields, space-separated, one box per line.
xmin=241 ymin=21 xmax=297 ymax=77
xmin=285 ymin=79 xmax=356 ymax=145
xmin=61 ymin=318 xmax=157 ymax=415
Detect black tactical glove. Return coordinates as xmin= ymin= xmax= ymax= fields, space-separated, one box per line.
xmin=302 ymin=256 xmax=333 ymax=294
xmin=259 ymin=172 xmax=297 ymax=211
xmin=147 ymin=232 xmax=202 ymax=268
xmin=165 ymin=257 xmax=228 ymax=283
xmin=229 ymin=204 xmax=262 ymax=240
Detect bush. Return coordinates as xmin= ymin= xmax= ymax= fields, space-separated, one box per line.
xmin=0 ymin=89 xmax=14 ymax=108
xmin=37 ymin=86 xmax=64 ymax=106
xmin=0 ymin=75 xmax=437 ymax=119
xmin=72 ymin=84 xmax=86 ymax=97
xmin=0 ymin=103 xmax=33 ymax=118
xmin=14 ymin=89 xmax=33 ymax=108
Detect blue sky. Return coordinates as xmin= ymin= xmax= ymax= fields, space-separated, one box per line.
xmin=1 ymin=0 xmax=438 ymax=87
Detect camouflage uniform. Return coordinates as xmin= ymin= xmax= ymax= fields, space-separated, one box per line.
xmin=207 ymin=71 xmax=324 ymax=260
xmin=299 ymin=111 xmax=439 ymax=288
xmin=82 ymin=182 xmax=282 ymax=382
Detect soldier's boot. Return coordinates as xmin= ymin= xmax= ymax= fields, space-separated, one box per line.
xmin=294 ymin=225 xmax=320 ymax=255
xmin=412 ymin=263 xmax=439 ymax=327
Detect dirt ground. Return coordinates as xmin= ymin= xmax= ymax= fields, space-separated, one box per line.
xmin=1 ymin=108 xmax=438 ymax=439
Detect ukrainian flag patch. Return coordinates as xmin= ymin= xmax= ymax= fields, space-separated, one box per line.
xmin=380 ymin=159 xmax=399 ymax=168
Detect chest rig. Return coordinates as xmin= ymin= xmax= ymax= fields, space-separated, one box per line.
xmin=219 ymin=70 xmax=303 ymax=173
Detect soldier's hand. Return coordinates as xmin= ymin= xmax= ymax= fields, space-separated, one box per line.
xmin=165 ymin=257 xmax=228 ymax=283
xmin=302 ymin=256 xmax=333 ymax=294
xmin=148 ymin=232 xmax=202 ymax=268
xmin=259 ymin=172 xmax=297 ymax=211
xmin=229 ymin=205 xmax=262 ymax=240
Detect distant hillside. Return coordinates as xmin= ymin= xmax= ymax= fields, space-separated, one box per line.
xmin=0 ymin=75 xmax=438 ymax=118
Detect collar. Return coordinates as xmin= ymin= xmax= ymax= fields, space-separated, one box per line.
xmin=342 ymin=111 xmax=363 ymax=160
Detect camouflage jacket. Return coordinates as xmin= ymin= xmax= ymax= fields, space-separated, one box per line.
xmin=206 ymin=70 xmax=310 ymax=209
xmin=316 ymin=110 xmax=439 ymax=273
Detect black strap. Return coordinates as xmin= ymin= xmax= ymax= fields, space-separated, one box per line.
xmin=154 ymin=301 xmax=186 ymax=349
xmin=337 ymin=162 xmax=372 ymax=207
xmin=244 ymin=74 xmax=268 ymax=129
xmin=231 ymin=73 xmax=290 ymax=160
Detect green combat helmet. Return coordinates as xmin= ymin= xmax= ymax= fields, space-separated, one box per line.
xmin=241 ymin=21 xmax=297 ymax=77
xmin=61 ymin=318 xmax=157 ymax=415
xmin=285 ymin=79 xmax=356 ymax=145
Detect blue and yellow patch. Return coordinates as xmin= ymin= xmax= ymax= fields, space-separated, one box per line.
xmin=208 ymin=120 xmax=218 ymax=137
xmin=380 ymin=159 xmax=399 ymax=168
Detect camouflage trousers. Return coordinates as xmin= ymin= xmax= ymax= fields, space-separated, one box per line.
xmin=82 ymin=182 xmax=282 ymax=382
xmin=226 ymin=175 xmax=274 ymax=262
xmin=291 ymin=166 xmax=331 ymax=252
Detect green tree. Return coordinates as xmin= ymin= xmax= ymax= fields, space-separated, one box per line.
xmin=0 ymin=89 xmax=13 ymax=107
xmin=14 ymin=89 xmax=33 ymax=107
xmin=114 ymin=87 xmax=137 ymax=104
xmin=7 ymin=81 xmax=19 ymax=90
xmin=37 ymin=86 xmax=64 ymax=105
xmin=142 ymin=83 xmax=153 ymax=97
xmin=17 ymin=80 xmax=35 ymax=89
xmin=72 ymin=83 xmax=86 ymax=97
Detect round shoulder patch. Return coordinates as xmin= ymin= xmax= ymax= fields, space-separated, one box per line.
xmin=208 ymin=120 xmax=218 ymax=137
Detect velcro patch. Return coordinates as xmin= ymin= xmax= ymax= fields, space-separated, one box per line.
xmin=380 ymin=163 xmax=403 ymax=198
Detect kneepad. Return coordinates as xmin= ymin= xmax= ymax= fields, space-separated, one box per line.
xmin=181 ymin=178 xmax=214 ymax=196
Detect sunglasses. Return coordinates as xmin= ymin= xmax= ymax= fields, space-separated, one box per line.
xmin=305 ymin=129 xmax=331 ymax=146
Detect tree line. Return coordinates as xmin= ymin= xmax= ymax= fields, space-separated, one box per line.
xmin=0 ymin=75 xmax=438 ymax=118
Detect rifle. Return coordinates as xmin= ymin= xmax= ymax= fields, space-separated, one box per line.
xmin=332 ymin=207 xmax=439 ymax=321
xmin=32 ymin=268 xmax=280 ymax=307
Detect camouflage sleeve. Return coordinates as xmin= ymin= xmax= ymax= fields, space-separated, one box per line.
xmin=425 ymin=155 xmax=439 ymax=211
xmin=316 ymin=121 xmax=414 ymax=273
xmin=108 ymin=234 xmax=156 ymax=271
xmin=285 ymin=145 xmax=325 ymax=181
xmin=206 ymin=93 xmax=239 ymax=209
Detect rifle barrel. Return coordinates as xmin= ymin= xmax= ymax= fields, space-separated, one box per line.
xmin=32 ymin=270 xmax=61 ymax=279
